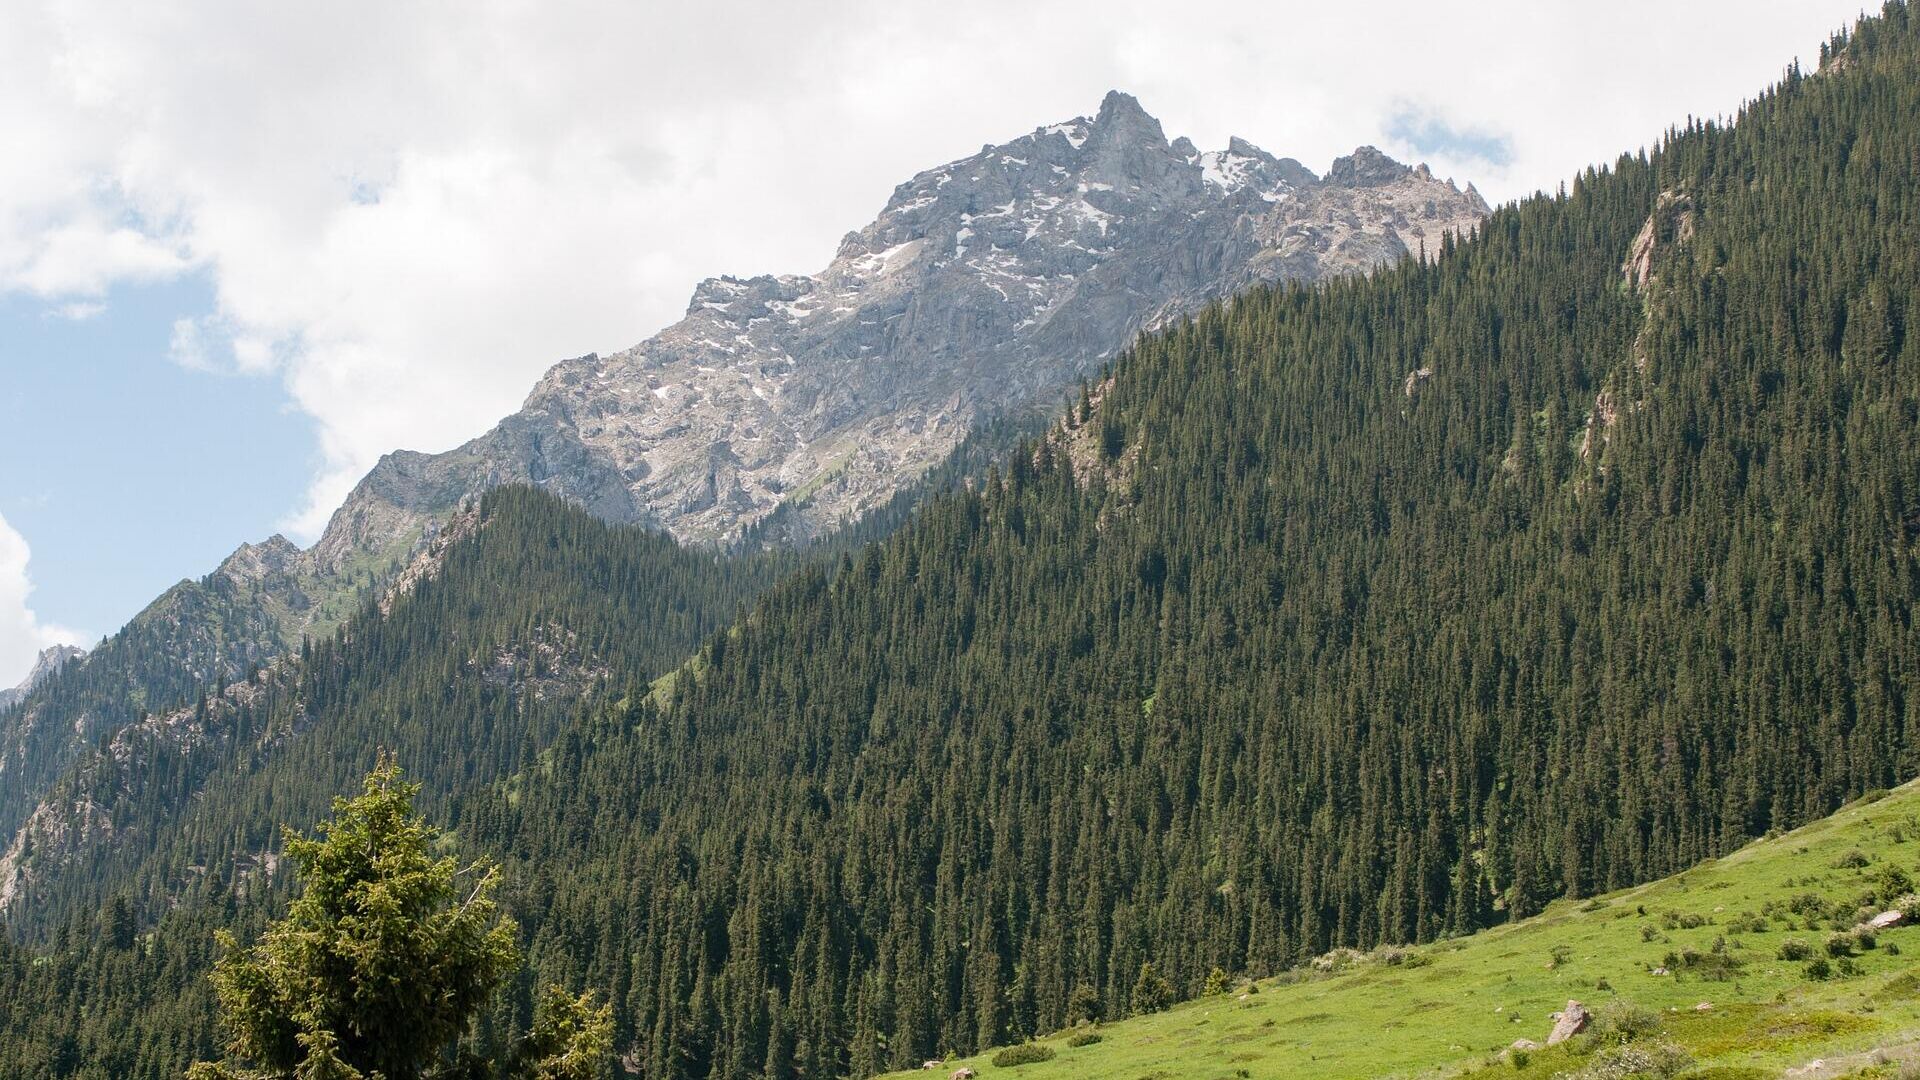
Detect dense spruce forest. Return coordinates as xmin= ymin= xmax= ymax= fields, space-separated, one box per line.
xmin=1 ymin=4 xmax=1918 ymax=1078
xmin=466 ymin=10 xmax=1920 ymax=1077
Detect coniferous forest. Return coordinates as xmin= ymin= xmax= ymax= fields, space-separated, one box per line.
xmin=2 ymin=5 xmax=1919 ymax=1078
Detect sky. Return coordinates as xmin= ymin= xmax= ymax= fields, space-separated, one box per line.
xmin=0 ymin=0 xmax=1873 ymax=686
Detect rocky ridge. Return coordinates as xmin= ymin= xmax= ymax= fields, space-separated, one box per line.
xmin=322 ymin=91 xmax=1485 ymax=555
xmin=0 ymin=91 xmax=1487 ymax=847
xmin=0 ymin=645 xmax=83 ymax=713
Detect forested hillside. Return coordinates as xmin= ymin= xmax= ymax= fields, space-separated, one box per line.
xmin=1 ymin=5 xmax=1917 ymax=1079
xmin=0 ymin=487 xmax=793 ymax=939
xmin=460 ymin=8 xmax=1920 ymax=1077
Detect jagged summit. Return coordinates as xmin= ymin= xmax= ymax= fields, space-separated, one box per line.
xmin=1329 ymin=144 xmax=1413 ymax=186
xmin=296 ymin=90 xmax=1488 ymax=565
xmin=0 ymin=645 xmax=84 ymax=713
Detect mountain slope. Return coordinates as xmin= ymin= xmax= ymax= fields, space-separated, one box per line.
xmin=2 ymin=7 xmax=1917 ymax=1080
xmin=0 ymin=487 xmax=793 ymax=930
xmin=0 ymin=93 xmax=1484 ymax=846
xmin=881 ymin=781 xmax=1920 ymax=1080
xmin=445 ymin=10 xmax=1920 ymax=1076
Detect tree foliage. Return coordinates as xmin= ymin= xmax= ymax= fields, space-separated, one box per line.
xmin=188 ymin=758 xmax=609 ymax=1080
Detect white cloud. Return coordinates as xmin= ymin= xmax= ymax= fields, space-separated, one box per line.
xmin=0 ymin=512 xmax=85 ymax=688
xmin=0 ymin=0 xmax=1869 ymax=544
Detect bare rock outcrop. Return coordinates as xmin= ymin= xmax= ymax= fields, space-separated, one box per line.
xmin=1547 ymin=1000 xmax=1591 ymax=1045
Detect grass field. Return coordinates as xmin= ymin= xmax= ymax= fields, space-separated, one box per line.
xmin=885 ymin=782 xmax=1920 ymax=1080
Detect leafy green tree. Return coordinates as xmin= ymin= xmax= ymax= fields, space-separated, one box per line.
xmin=188 ymin=758 xmax=610 ymax=1080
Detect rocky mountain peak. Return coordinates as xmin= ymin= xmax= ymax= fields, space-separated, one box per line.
xmin=1090 ymin=89 xmax=1166 ymax=144
xmin=1328 ymin=145 xmax=1413 ymax=187
xmin=0 ymin=645 xmax=85 ymax=713
xmin=167 ymin=90 xmax=1492 ymax=639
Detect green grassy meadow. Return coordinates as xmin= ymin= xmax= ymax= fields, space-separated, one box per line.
xmin=885 ymin=783 xmax=1920 ymax=1080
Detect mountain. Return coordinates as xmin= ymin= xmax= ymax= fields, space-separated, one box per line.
xmin=0 ymin=93 xmax=1485 ymax=847
xmin=440 ymin=15 xmax=1920 ymax=1077
xmin=0 ymin=487 xmax=796 ymax=927
xmin=326 ymin=92 xmax=1483 ymax=555
xmin=0 ymin=532 xmax=385 ymax=845
xmin=1 ymin=5 xmax=1915 ymax=1078
xmin=0 ymin=646 xmax=81 ymax=714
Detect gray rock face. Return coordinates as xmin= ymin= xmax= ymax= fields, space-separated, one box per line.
xmin=317 ymin=89 xmax=1488 ymax=557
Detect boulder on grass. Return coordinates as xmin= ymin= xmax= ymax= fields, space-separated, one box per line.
xmin=1547 ymin=1000 xmax=1590 ymax=1045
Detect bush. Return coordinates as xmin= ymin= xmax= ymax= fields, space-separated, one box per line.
xmin=1778 ymin=938 xmax=1813 ymax=961
xmin=1131 ymin=963 xmax=1174 ymax=1014
xmin=1826 ymin=932 xmax=1855 ymax=958
xmin=1877 ymin=865 xmax=1915 ymax=904
xmin=1659 ymin=910 xmax=1708 ymax=930
xmin=991 ymin=1044 xmax=1057 ymax=1067
xmin=1065 ymin=1031 xmax=1102 ymax=1048
xmin=1203 ymin=967 xmax=1230 ymax=995
xmin=1590 ymin=1000 xmax=1662 ymax=1045
xmin=1805 ymin=957 xmax=1833 ymax=981
xmin=1066 ymin=984 xmax=1103 ymax=1024
xmin=1668 ymin=947 xmax=1742 ymax=981
xmin=1564 ymin=1042 xmax=1692 ymax=1080
xmin=1834 ymin=849 xmax=1872 ymax=870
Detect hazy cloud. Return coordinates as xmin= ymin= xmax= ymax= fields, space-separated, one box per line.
xmin=0 ymin=511 xmax=85 ymax=687
xmin=1385 ymin=104 xmax=1513 ymax=169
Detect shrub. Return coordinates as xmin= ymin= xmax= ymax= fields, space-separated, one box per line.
xmin=1066 ymin=984 xmax=1103 ymax=1024
xmin=1826 ymin=932 xmax=1855 ymax=958
xmin=1778 ymin=938 xmax=1813 ymax=961
xmin=1203 ymin=967 xmax=1230 ymax=995
xmin=1549 ymin=944 xmax=1573 ymax=967
xmin=1659 ymin=911 xmax=1705 ymax=930
xmin=1668 ymin=947 xmax=1743 ymax=981
xmin=1640 ymin=925 xmax=1661 ymax=943
xmin=1564 ymin=1042 xmax=1692 ymax=1080
xmin=1834 ymin=849 xmax=1872 ymax=870
xmin=1591 ymin=1000 xmax=1662 ymax=1044
xmin=1805 ymin=957 xmax=1833 ymax=981
xmin=1877 ymin=865 xmax=1915 ymax=904
xmin=1065 ymin=1031 xmax=1102 ymax=1048
xmin=1131 ymin=963 xmax=1174 ymax=1014
xmin=991 ymin=1044 xmax=1056 ymax=1067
